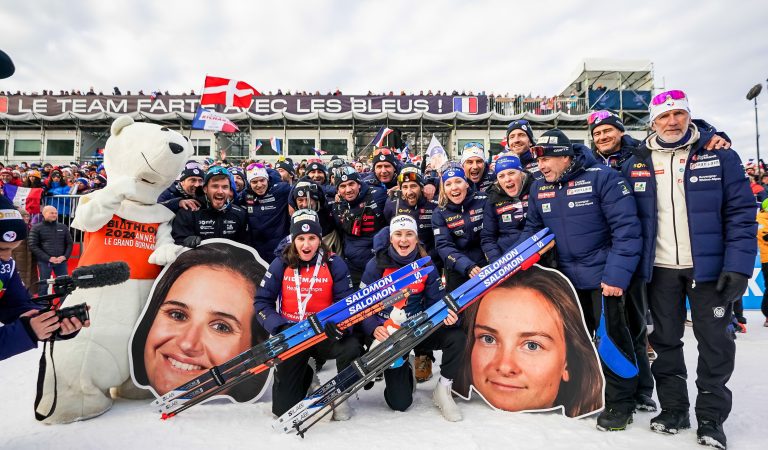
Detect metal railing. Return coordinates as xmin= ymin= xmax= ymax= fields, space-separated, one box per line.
xmin=489 ymin=97 xmax=588 ymax=116
xmin=41 ymin=194 xmax=84 ymax=253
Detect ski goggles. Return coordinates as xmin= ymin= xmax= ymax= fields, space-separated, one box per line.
xmin=462 ymin=142 xmax=485 ymax=152
xmin=529 ymin=145 xmax=569 ymax=159
xmin=206 ymin=165 xmax=229 ymax=177
xmin=397 ymin=169 xmax=423 ymax=185
xmin=587 ymin=110 xmax=614 ymax=124
xmin=374 ymin=148 xmax=395 ymax=156
xmin=651 ymin=90 xmax=687 ymax=106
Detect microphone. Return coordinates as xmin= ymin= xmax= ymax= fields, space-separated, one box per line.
xmin=40 ymin=262 xmax=131 ymax=289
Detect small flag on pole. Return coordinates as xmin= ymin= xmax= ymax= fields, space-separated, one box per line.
xmin=426 ymin=134 xmax=448 ymax=170
xmin=270 ymin=137 xmax=283 ymax=154
xmin=191 ymin=107 xmax=239 ymax=133
xmin=313 ymin=147 xmax=327 ymax=157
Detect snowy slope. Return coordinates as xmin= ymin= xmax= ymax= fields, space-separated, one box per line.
xmin=1 ymin=311 xmax=765 ymax=450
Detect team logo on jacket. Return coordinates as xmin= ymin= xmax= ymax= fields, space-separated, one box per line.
xmin=713 ymin=306 xmax=725 ymax=318
xmin=542 ymin=203 xmax=551 ymax=213
xmin=502 ymin=213 xmax=512 ymax=222
xmin=634 ymin=182 xmax=646 ymax=192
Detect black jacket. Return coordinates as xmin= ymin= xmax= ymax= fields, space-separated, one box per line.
xmin=171 ymin=201 xmax=249 ymax=245
xmin=28 ymin=221 xmax=73 ymax=261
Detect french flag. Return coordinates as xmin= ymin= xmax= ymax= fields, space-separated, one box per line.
xmin=453 ymin=97 xmax=479 ymax=114
xmin=191 ymin=107 xmax=239 ymax=133
xmin=313 ymin=147 xmax=327 ymax=157
xmin=371 ymin=126 xmax=394 ymax=147
xmin=270 ymin=137 xmax=283 ymax=154
xmin=4 ymin=185 xmax=43 ymax=215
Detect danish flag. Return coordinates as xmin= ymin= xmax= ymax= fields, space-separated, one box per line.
xmin=200 ymin=76 xmax=260 ymax=108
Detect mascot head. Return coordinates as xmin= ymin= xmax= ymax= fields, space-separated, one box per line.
xmin=104 ymin=116 xmax=192 ymax=204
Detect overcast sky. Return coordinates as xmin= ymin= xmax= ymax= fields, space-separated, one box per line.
xmin=1 ymin=0 xmax=767 ymax=159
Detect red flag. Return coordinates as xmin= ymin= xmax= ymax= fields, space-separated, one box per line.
xmin=201 ymin=76 xmax=260 ymax=108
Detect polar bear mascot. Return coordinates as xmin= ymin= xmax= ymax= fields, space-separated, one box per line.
xmin=37 ymin=116 xmax=191 ymax=423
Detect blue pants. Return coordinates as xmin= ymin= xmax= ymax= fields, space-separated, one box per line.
xmin=37 ymin=261 xmax=68 ymax=295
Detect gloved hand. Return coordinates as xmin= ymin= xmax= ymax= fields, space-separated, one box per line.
xmin=715 ymin=271 xmax=749 ymax=303
xmin=182 ymin=235 xmax=202 ymax=249
xmin=324 ymin=321 xmax=344 ymax=341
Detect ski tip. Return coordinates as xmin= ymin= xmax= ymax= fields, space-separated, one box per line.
xmin=161 ymin=412 xmax=173 ymax=420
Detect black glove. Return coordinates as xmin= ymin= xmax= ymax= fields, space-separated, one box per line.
xmin=323 ymin=321 xmax=344 ymax=341
xmin=182 ymin=235 xmax=201 ymax=248
xmin=715 ymin=271 xmax=749 ymax=303
xmin=276 ymin=323 xmax=292 ymax=334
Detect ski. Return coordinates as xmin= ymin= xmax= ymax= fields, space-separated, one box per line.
xmin=158 ymin=265 xmax=434 ymax=418
xmin=276 ymin=230 xmax=554 ymax=433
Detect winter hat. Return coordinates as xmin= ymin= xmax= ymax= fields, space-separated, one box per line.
xmin=290 ymin=209 xmax=323 ymax=240
xmin=588 ymin=110 xmax=625 ymax=134
xmin=306 ymin=161 xmax=327 ymax=173
xmin=204 ymin=165 xmax=231 ymax=186
xmin=334 ymin=170 xmax=360 ymax=187
xmin=389 ymin=215 xmax=418 ymax=236
xmin=292 ymin=181 xmax=322 ymax=202
xmin=246 ymin=165 xmax=268 ymax=182
xmin=228 ymin=166 xmax=246 ymax=182
xmin=532 ymin=129 xmax=574 ymax=158
xmin=441 ymin=167 xmax=466 ymax=183
xmin=180 ymin=161 xmax=204 ymax=181
xmin=75 ymin=177 xmax=90 ymax=187
xmin=460 ymin=142 xmax=485 ymax=165
xmin=649 ymin=90 xmax=690 ymax=122
xmin=0 ymin=196 xmax=27 ymax=242
xmin=494 ymin=154 xmax=523 ymax=174
xmin=506 ymin=120 xmax=535 ymax=145
xmin=0 ymin=168 xmax=12 ymax=176
xmin=276 ymin=161 xmax=295 ymax=176
xmin=27 ymin=169 xmax=41 ymax=179
xmin=373 ymin=149 xmax=398 ymax=169
xmin=397 ymin=165 xmax=424 ymax=186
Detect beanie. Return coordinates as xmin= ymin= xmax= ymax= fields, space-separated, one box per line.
xmin=650 ymin=90 xmax=691 ymax=122
xmin=372 ymin=150 xmax=398 ymax=169
xmin=532 ymin=129 xmax=574 ymax=158
xmin=389 ymin=215 xmax=418 ymax=236
xmin=276 ymin=161 xmax=295 ymax=176
xmin=180 ymin=162 xmax=204 ymax=181
xmin=292 ymin=181 xmax=323 ymax=202
xmin=0 ymin=196 xmax=27 ymax=242
xmin=505 ymin=120 xmax=535 ymax=145
xmin=588 ymin=110 xmax=625 ymax=134
xmin=460 ymin=142 xmax=485 ymax=165
xmin=441 ymin=167 xmax=466 ymax=183
xmin=290 ymin=209 xmax=323 ymax=240
xmin=494 ymin=155 xmax=523 ymax=174
xmin=334 ymin=170 xmax=360 ymax=188
xmin=246 ymin=165 xmax=268 ymax=182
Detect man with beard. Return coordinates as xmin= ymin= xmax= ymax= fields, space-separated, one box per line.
xmin=460 ymin=142 xmax=494 ymax=192
xmin=505 ymin=120 xmax=540 ymax=178
xmin=238 ymin=164 xmax=291 ymax=262
xmin=368 ymin=148 xmax=400 ymax=191
xmin=383 ymin=165 xmax=438 ymax=262
xmin=171 ymin=166 xmax=248 ymax=247
xmin=289 ymin=180 xmax=335 ymax=238
xmin=518 ymin=129 xmax=641 ymax=432
xmin=276 ymin=161 xmax=296 ymax=185
xmin=332 ymin=170 xmax=387 ymax=285
xmin=305 ymin=160 xmax=336 ymax=205
xmin=158 ymin=162 xmax=205 ymax=213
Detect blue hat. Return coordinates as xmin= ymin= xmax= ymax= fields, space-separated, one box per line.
xmin=506 ymin=120 xmax=535 ymax=145
xmin=494 ymin=155 xmax=523 ymax=174
xmin=441 ymin=167 xmax=466 ymax=183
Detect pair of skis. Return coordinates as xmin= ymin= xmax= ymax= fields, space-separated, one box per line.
xmin=275 ymin=229 xmax=555 ymax=436
xmin=154 ymin=256 xmax=435 ymax=419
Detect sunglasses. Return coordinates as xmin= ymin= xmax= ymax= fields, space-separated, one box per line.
xmin=588 ymin=110 xmax=613 ymax=124
xmin=651 ymin=90 xmax=687 ymax=106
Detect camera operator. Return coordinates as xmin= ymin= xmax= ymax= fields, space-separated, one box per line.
xmin=0 ymin=196 xmax=88 ymax=361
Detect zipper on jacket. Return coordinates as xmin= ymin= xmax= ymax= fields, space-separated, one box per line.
xmin=669 ymin=153 xmax=680 ymax=265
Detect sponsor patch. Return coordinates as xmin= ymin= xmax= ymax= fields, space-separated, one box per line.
xmin=569 ymin=200 xmax=594 ymax=208
xmin=567 ymin=186 xmax=592 ymax=196
xmin=538 ymin=191 xmax=556 ymax=199
xmin=447 ymin=219 xmax=465 ymax=229
xmin=692 ymin=174 xmax=721 ymax=183
xmin=433 ymin=228 xmax=440 ymax=235
xmin=542 ymin=203 xmax=551 ymax=213
xmin=502 ymin=213 xmax=512 ymax=223
xmin=713 ymin=306 xmax=725 ymax=318
xmin=690 ymin=160 xmax=720 ymax=170
xmin=630 ymin=170 xmax=650 ymax=178
xmin=496 ymin=203 xmax=515 ymax=214
xmin=621 ymin=184 xmax=631 ymax=195
xmin=634 ymin=182 xmax=646 ymax=192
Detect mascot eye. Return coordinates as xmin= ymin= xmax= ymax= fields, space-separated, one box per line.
xmin=161 ymin=127 xmax=170 ymax=131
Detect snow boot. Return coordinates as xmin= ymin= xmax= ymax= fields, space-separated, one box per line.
xmin=596 ymin=408 xmax=633 ymax=431
xmin=634 ymin=394 xmax=658 ymax=412
xmin=415 ymin=355 xmax=433 ymax=382
xmin=332 ymin=400 xmax=352 ymax=421
xmin=433 ymin=382 xmax=462 ymax=422
xmin=697 ymin=419 xmax=726 ymax=449
xmin=650 ymin=409 xmax=691 ymax=434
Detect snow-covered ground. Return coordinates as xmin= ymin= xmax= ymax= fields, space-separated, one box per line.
xmin=1 ymin=311 xmax=765 ymax=450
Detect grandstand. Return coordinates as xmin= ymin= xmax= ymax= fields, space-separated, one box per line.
xmin=0 ymin=59 xmax=654 ymax=163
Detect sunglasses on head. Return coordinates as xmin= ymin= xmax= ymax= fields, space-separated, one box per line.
xmin=207 ymin=166 xmax=228 ymax=176
xmin=374 ymin=148 xmax=394 ymax=156
xmin=509 ymin=119 xmax=530 ymax=127
xmin=463 ymin=142 xmax=485 ymax=151
xmin=651 ymin=90 xmax=687 ymax=106
xmin=588 ymin=110 xmax=614 ymax=124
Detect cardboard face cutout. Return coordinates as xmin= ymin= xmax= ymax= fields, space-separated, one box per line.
xmin=129 ymin=239 xmax=271 ymax=403
xmin=453 ymin=264 xmax=604 ymax=418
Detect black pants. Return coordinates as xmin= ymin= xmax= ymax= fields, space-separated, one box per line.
xmin=271 ymin=336 xmax=363 ymax=416
xmin=577 ymin=289 xmax=638 ymax=413
xmin=349 ymin=266 xmax=363 ymax=289
xmin=763 ymin=263 xmax=768 ymax=318
xmin=647 ymin=267 xmax=735 ymax=423
xmin=383 ymin=327 xmax=466 ymax=411
xmin=444 ymin=269 xmax=469 ymax=294
xmin=625 ymin=276 xmax=654 ymax=400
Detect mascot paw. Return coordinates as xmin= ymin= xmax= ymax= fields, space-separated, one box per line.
xmin=149 ymin=243 xmax=184 ymax=266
